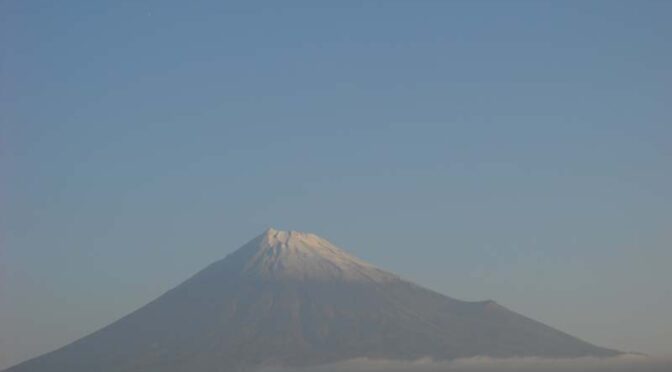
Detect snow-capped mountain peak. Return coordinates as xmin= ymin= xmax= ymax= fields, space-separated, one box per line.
xmin=226 ymin=228 xmax=398 ymax=282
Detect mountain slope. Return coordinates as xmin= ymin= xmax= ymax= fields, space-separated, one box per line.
xmin=4 ymin=228 xmax=620 ymax=372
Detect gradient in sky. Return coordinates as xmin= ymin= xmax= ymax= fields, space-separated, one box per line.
xmin=1 ymin=0 xmax=671 ymax=369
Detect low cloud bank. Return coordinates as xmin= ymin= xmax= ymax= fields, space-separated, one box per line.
xmin=260 ymin=354 xmax=672 ymax=372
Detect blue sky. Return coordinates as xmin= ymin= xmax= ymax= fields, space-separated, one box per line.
xmin=1 ymin=0 xmax=671 ymax=368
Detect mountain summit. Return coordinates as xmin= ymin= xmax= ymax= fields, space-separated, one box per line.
xmin=224 ymin=228 xmax=397 ymax=282
xmin=4 ymin=229 xmax=620 ymax=372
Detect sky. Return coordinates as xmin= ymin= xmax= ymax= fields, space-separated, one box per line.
xmin=1 ymin=0 xmax=671 ymax=369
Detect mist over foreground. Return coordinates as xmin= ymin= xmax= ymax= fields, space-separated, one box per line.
xmin=262 ymin=355 xmax=672 ymax=372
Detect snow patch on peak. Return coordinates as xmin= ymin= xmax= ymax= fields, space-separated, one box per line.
xmin=228 ymin=228 xmax=398 ymax=283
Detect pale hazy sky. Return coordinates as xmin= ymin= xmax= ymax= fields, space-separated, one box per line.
xmin=1 ymin=1 xmax=671 ymax=369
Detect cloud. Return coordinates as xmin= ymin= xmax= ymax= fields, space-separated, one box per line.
xmin=258 ymin=354 xmax=672 ymax=372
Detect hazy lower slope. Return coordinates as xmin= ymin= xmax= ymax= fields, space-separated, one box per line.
xmin=4 ymin=229 xmax=620 ymax=372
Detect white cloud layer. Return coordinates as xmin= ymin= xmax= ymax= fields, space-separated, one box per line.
xmin=259 ymin=354 xmax=672 ymax=372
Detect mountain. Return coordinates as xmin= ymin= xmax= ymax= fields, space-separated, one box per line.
xmin=4 ymin=228 xmax=620 ymax=372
